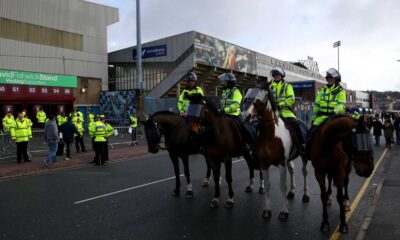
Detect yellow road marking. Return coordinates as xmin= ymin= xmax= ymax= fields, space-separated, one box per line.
xmin=329 ymin=148 xmax=388 ymax=240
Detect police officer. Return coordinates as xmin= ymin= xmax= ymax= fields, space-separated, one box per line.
xmin=10 ymin=113 xmax=32 ymax=163
xmin=351 ymin=109 xmax=361 ymax=120
xmin=309 ymin=68 xmax=346 ymax=135
xmin=129 ymin=113 xmax=138 ymax=146
xmin=89 ymin=114 xmax=107 ymax=165
xmin=219 ymin=73 xmax=242 ymax=121
xmin=74 ymin=118 xmax=86 ymax=153
xmin=36 ymin=107 xmax=47 ymax=128
xmin=2 ymin=111 xmax=15 ymax=139
xmin=57 ymin=112 xmax=68 ymax=127
xmin=177 ymin=72 xmax=204 ymax=116
xmin=269 ymin=66 xmax=307 ymax=150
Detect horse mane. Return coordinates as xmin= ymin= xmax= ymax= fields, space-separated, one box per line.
xmin=266 ymin=87 xmax=278 ymax=113
xmin=204 ymin=96 xmax=223 ymax=117
xmin=320 ymin=114 xmax=357 ymax=147
xmin=151 ymin=111 xmax=178 ymax=118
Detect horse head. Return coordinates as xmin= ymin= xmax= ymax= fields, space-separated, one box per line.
xmin=142 ymin=116 xmax=162 ymax=153
xmin=347 ymin=116 xmax=374 ymax=178
xmin=242 ymin=86 xmax=278 ymax=123
xmin=186 ymin=94 xmax=222 ymax=134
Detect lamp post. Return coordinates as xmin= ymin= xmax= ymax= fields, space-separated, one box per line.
xmin=333 ymin=41 xmax=341 ymax=71
xmin=136 ymin=0 xmax=142 ymax=90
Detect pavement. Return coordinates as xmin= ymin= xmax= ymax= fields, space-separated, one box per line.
xmin=0 ymin=143 xmax=152 ymax=180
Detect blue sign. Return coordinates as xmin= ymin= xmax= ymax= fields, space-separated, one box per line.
xmin=132 ymin=45 xmax=167 ymax=59
xmin=292 ymin=81 xmax=314 ymax=89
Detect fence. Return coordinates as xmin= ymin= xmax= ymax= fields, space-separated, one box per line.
xmin=0 ymin=126 xmax=145 ymax=160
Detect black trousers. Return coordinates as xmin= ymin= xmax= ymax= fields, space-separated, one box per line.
xmin=16 ymin=141 xmax=29 ymax=162
xmin=65 ymin=141 xmax=72 ymax=158
xmin=105 ymin=140 xmax=109 ymax=161
xmin=75 ymin=136 xmax=86 ymax=152
xmin=94 ymin=141 xmax=106 ymax=165
xmin=131 ymin=128 xmax=137 ymax=142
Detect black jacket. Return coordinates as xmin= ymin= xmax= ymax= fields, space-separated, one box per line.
xmin=59 ymin=122 xmax=79 ymax=143
xmin=372 ymin=119 xmax=383 ymax=136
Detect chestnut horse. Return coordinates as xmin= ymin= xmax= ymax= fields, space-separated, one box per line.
xmin=243 ymin=87 xmax=310 ymax=220
xmin=142 ymin=111 xmax=210 ymax=198
xmin=308 ymin=115 xmax=374 ymax=233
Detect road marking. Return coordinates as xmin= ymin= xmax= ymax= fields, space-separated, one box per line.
xmin=74 ymin=158 xmax=245 ymax=204
xmin=329 ymin=148 xmax=388 ymax=240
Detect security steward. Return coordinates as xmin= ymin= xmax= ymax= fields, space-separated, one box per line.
xmin=129 ymin=113 xmax=138 ymax=146
xmin=89 ymin=114 xmax=107 ymax=165
xmin=10 ymin=113 xmax=32 ymax=163
xmin=36 ymin=107 xmax=47 ymax=128
xmin=2 ymin=111 xmax=15 ymax=143
xmin=177 ymin=72 xmax=204 ymax=116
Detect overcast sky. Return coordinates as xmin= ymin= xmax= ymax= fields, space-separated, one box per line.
xmin=88 ymin=0 xmax=400 ymax=91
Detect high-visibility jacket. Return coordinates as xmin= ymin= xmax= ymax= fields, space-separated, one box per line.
xmin=105 ymin=123 xmax=114 ymax=138
xmin=2 ymin=115 xmax=15 ymax=133
xmin=221 ymin=87 xmax=242 ymax=116
xmin=10 ymin=119 xmax=32 ymax=142
xmin=177 ymin=86 xmax=204 ymax=113
xmin=74 ymin=122 xmax=84 ymax=137
xmin=24 ymin=117 xmax=33 ymax=128
xmin=313 ymin=84 xmax=346 ymax=126
xmin=352 ymin=113 xmax=360 ymax=120
xmin=70 ymin=111 xmax=84 ymax=124
xmin=57 ymin=115 xmax=68 ymax=126
xmin=129 ymin=116 xmax=137 ymax=128
xmin=89 ymin=121 xmax=107 ymax=142
xmin=270 ymin=80 xmax=296 ymax=119
xmin=89 ymin=113 xmax=95 ymax=123
xmin=36 ymin=110 xmax=47 ymax=123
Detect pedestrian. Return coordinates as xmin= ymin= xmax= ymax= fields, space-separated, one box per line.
xmin=59 ymin=116 xmax=80 ymax=160
xmin=394 ymin=114 xmax=400 ymax=145
xmin=383 ymin=118 xmax=394 ymax=149
xmin=372 ymin=114 xmax=383 ymax=146
xmin=43 ymin=115 xmax=59 ymax=166
xmin=10 ymin=113 xmax=32 ymax=163
xmin=74 ymin=118 xmax=86 ymax=153
xmin=89 ymin=114 xmax=107 ymax=165
xmin=128 ymin=113 xmax=138 ymax=146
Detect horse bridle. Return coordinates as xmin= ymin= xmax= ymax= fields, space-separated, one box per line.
xmin=147 ymin=120 xmax=167 ymax=150
xmin=349 ymin=127 xmax=374 ymax=165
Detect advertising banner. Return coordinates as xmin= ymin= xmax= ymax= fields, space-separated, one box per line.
xmin=100 ymin=90 xmax=137 ymax=122
xmin=0 ymin=84 xmax=74 ymax=101
xmin=0 ymin=69 xmax=77 ymax=87
xmin=194 ymin=32 xmax=257 ymax=75
xmin=132 ymin=45 xmax=167 ymax=60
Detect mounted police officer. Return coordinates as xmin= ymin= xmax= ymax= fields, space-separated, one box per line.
xmin=308 ymin=68 xmax=346 ymax=139
xmin=269 ymin=66 xmax=307 ymax=151
xmin=177 ymin=72 xmax=204 ymax=116
xmin=219 ymin=72 xmax=243 ymax=122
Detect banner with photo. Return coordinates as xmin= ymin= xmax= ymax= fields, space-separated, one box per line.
xmin=194 ymin=32 xmax=257 ymax=75
xmin=100 ymin=90 xmax=137 ymax=123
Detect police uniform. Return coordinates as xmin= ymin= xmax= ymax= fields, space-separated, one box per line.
xmin=177 ymin=86 xmax=204 ymax=114
xmin=36 ymin=109 xmax=47 ymax=128
xmin=312 ymin=84 xmax=346 ymax=126
xmin=89 ymin=117 xmax=107 ymax=165
xmin=129 ymin=114 xmax=138 ymax=145
xmin=10 ymin=117 xmax=32 ymax=163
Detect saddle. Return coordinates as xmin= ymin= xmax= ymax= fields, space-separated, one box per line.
xmin=282 ymin=118 xmax=307 ymax=160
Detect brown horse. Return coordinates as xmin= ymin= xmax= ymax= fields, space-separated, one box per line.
xmin=187 ymin=94 xmax=259 ymax=208
xmin=308 ymin=115 xmax=374 ymax=233
xmin=245 ymin=87 xmax=310 ymax=220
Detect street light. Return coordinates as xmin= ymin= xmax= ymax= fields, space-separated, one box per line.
xmin=333 ymin=41 xmax=341 ymax=71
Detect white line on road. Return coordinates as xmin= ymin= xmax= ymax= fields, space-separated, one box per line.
xmin=74 ymin=157 xmax=245 ymax=204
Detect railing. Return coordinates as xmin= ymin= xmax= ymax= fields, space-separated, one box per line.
xmin=0 ymin=126 xmax=145 ymax=160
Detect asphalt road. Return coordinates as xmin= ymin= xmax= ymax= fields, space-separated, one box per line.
xmin=0 ymin=145 xmax=389 ymax=240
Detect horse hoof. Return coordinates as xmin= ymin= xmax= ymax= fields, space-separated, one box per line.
xmin=339 ymin=223 xmax=349 ymax=233
xmin=262 ymin=209 xmax=272 ymax=219
xmin=258 ymin=187 xmax=266 ymax=194
xmin=320 ymin=222 xmax=330 ymax=232
xmin=172 ymin=189 xmax=180 ymax=197
xmin=245 ymin=186 xmax=253 ymax=193
xmin=209 ymin=199 xmax=219 ymax=208
xmin=287 ymin=192 xmax=295 ymax=200
xmin=224 ymin=200 xmax=234 ymax=208
xmin=278 ymin=211 xmax=289 ymax=221
xmin=185 ymin=191 xmax=193 ymax=199
xmin=302 ymin=195 xmax=310 ymax=203
xmin=201 ymin=180 xmax=209 ymax=188
xmin=344 ymin=205 xmax=351 ymax=212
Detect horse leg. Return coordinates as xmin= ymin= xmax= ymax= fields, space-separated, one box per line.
xmin=224 ymin=158 xmax=234 ymax=208
xmin=286 ymin=161 xmax=296 ymax=200
xmin=170 ymin=154 xmax=181 ymax=197
xmin=182 ymin=154 xmax=193 ymax=199
xmin=201 ymin=158 xmax=212 ymax=188
xmin=326 ymin=174 xmax=333 ymax=206
xmin=343 ymin=175 xmax=351 ymax=212
xmin=262 ymin=168 xmax=272 ymax=219
xmin=301 ymin=156 xmax=310 ymax=202
xmin=335 ymin=179 xmax=348 ymax=233
xmin=315 ymin=170 xmax=329 ymax=232
xmin=259 ymin=170 xmax=265 ymax=194
xmin=243 ymin=149 xmax=255 ymax=193
xmin=209 ymin=161 xmax=221 ymax=208
xmin=278 ymin=165 xmax=289 ymax=220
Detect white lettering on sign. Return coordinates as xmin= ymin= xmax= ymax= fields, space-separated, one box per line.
xmin=29 ymin=87 xmax=36 ymax=93
xmin=41 ymin=88 xmax=48 ymax=93
xmin=12 ymin=86 xmax=19 ymax=92
xmin=64 ymin=89 xmax=71 ymax=94
xmin=53 ymin=88 xmax=60 ymax=94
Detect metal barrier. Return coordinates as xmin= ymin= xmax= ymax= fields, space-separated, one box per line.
xmin=0 ymin=125 xmax=145 ymax=160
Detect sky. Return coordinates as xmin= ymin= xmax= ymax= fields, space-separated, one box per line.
xmin=87 ymin=0 xmax=400 ymax=92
